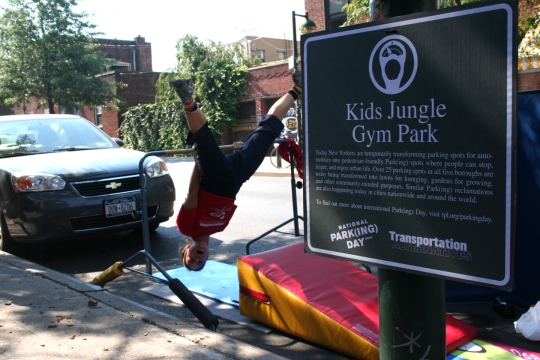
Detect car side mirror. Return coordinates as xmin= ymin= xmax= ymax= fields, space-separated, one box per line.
xmin=112 ymin=138 xmax=124 ymax=147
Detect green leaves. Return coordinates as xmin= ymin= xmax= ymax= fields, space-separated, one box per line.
xmin=519 ymin=12 xmax=540 ymax=44
xmin=341 ymin=0 xmax=370 ymax=26
xmin=0 ymin=0 xmax=120 ymax=113
xmin=122 ymin=34 xmax=250 ymax=152
xmin=120 ymin=101 xmax=190 ymax=153
xmin=174 ymin=35 xmax=249 ymax=140
xmin=341 ymin=0 xmax=484 ymax=26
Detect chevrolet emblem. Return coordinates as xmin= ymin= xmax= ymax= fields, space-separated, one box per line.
xmin=105 ymin=182 xmax=122 ymax=190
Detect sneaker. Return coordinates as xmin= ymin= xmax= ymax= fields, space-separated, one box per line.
xmin=292 ymin=71 xmax=302 ymax=86
xmin=169 ymin=79 xmax=193 ymax=103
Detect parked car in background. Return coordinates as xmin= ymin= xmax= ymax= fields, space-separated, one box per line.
xmin=0 ymin=114 xmax=176 ymax=253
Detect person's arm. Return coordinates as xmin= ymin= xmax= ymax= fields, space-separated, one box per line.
xmin=267 ymin=71 xmax=302 ymax=120
xmin=182 ymin=152 xmax=200 ymax=210
xmin=267 ymin=93 xmax=295 ymax=120
xmin=185 ymin=108 xmax=208 ymax=135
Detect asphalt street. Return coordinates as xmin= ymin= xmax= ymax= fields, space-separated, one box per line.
xmin=10 ymin=157 xmax=540 ymax=358
xmin=13 ymin=157 xmax=352 ymax=359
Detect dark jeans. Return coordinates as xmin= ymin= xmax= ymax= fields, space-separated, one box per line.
xmin=186 ymin=114 xmax=284 ymax=198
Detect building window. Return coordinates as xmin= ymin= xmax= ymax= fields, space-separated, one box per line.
xmin=278 ymin=51 xmax=286 ymax=60
xmin=257 ymin=49 xmax=265 ymax=62
xmin=95 ymin=106 xmax=102 ymax=127
xmin=326 ymin=0 xmax=349 ymax=29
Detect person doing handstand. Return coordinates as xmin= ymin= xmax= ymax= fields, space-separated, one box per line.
xmin=171 ymin=72 xmax=303 ymax=271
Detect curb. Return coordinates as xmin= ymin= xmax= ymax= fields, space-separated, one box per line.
xmin=0 ymin=251 xmax=288 ymax=360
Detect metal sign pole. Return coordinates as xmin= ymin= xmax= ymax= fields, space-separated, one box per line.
xmin=378 ymin=268 xmax=446 ymax=359
xmin=302 ymin=2 xmax=516 ymax=358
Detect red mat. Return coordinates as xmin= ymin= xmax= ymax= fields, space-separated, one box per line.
xmin=238 ymin=242 xmax=477 ymax=360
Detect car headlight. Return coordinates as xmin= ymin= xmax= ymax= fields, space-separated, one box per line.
xmin=145 ymin=157 xmax=169 ymax=178
xmin=12 ymin=173 xmax=66 ymax=192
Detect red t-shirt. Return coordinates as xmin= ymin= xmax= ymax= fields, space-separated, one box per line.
xmin=176 ymin=189 xmax=237 ymax=238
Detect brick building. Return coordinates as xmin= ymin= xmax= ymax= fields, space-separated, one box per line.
xmin=517 ymin=0 xmax=540 ymax=91
xmin=10 ymin=2 xmax=540 ymax=145
xmin=239 ymin=36 xmax=295 ymax=64
xmin=92 ymin=70 xmax=161 ymax=137
xmin=224 ymin=62 xmax=294 ymax=146
xmin=13 ymin=36 xmax=161 ymax=138
xmin=97 ymin=36 xmax=153 ymax=73
xmin=232 ymin=0 xmax=540 ymax=147
xmin=228 ymin=1 xmax=347 ymax=145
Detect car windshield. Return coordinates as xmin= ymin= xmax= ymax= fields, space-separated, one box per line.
xmin=0 ymin=117 xmax=118 ymax=157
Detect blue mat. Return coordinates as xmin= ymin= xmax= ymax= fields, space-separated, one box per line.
xmin=152 ymin=261 xmax=239 ymax=306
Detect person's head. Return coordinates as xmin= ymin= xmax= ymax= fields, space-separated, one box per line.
xmin=179 ymin=235 xmax=210 ymax=271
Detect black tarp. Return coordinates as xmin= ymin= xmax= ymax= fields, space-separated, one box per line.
xmin=446 ymin=90 xmax=540 ymax=309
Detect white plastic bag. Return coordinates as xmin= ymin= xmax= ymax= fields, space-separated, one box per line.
xmin=514 ymin=301 xmax=540 ymax=341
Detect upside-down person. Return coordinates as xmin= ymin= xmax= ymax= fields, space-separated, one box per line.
xmin=171 ymin=71 xmax=303 ymax=271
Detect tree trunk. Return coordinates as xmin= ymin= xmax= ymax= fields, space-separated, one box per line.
xmin=370 ymin=0 xmax=438 ymax=20
xmin=48 ymin=97 xmax=55 ymax=114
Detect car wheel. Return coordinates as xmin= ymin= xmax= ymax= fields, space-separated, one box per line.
xmin=0 ymin=211 xmax=19 ymax=254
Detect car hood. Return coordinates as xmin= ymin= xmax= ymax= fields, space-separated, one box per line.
xmin=0 ymin=148 xmax=149 ymax=181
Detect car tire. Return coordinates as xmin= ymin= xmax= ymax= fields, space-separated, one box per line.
xmin=0 ymin=211 xmax=19 ymax=254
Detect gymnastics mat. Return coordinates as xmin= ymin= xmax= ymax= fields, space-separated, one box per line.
xmin=149 ymin=260 xmax=239 ymax=306
xmin=139 ymin=260 xmax=273 ymax=332
xmin=238 ymin=242 xmax=477 ymax=360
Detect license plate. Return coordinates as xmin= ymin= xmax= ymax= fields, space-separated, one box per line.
xmin=105 ymin=197 xmax=136 ymax=218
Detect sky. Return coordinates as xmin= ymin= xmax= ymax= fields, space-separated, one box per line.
xmin=71 ymin=0 xmax=307 ymax=72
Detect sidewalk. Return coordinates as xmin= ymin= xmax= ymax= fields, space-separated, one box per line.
xmin=0 ymin=251 xmax=287 ymax=360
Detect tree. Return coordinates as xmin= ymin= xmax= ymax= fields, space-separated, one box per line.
xmin=120 ymin=35 xmax=253 ymax=151
xmin=120 ymin=102 xmax=190 ymax=153
xmin=343 ymin=0 xmax=539 ymax=45
xmin=342 ymin=0 xmax=370 ymax=26
xmin=519 ymin=7 xmax=540 ymax=44
xmin=342 ymin=0 xmax=480 ymax=25
xmin=172 ymin=35 xmax=256 ymax=136
xmin=0 ymin=0 xmax=121 ymax=114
